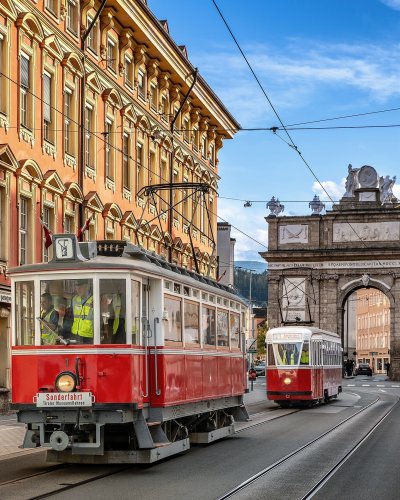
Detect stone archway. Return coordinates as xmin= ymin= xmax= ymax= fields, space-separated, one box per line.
xmin=261 ymin=165 xmax=400 ymax=379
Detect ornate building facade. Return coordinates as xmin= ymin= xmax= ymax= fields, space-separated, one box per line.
xmin=0 ymin=0 xmax=239 ymax=389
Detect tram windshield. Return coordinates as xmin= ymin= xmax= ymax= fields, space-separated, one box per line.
xmin=15 ymin=277 xmax=128 ymax=346
xmin=268 ymin=341 xmax=310 ymax=366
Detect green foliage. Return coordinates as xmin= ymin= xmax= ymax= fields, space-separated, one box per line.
xmin=234 ymin=268 xmax=268 ymax=307
xmin=257 ymin=323 xmax=267 ymax=355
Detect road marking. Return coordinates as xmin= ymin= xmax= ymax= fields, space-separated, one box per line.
xmin=391 ymin=385 xmax=400 ymax=388
xmin=346 ymin=384 xmax=355 ymax=386
xmin=377 ymin=385 xmax=385 ymax=387
xmin=378 ymin=389 xmax=387 ymax=393
xmin=362 ymin=384 xmax=370 ymax=386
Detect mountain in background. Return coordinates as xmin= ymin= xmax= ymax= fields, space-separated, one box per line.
xmin=235 ymin=261 xmax=267 ymax=274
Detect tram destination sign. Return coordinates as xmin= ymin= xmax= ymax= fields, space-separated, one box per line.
xmin=35 ymin=392 xmax=93 ymax=407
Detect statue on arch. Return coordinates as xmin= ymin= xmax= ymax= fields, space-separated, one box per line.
xmin=379 ymin=175 xmax=396 ymax=204
xmin=344 ymin=164 xmax=359 ymax=198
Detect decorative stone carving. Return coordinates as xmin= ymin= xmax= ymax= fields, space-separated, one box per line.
xmin=358 ymin=165 xmax=378 ymax=188
xmin=361 ymin=274 xmax=370 ymax=286
xmin=344 ymin=164 xmax=359 ymax=197
xmin=379 ymin=175 xmax=396 ymax=204
xmin=282 ymin=278 xmax=306 ymax=308
xmin=267 ymin=196 xmax=284 ymax=217
xmin=333 ymin=222 xmax=400 ymax=242
xmin=279 ymin=225 xmax=308 ymax=244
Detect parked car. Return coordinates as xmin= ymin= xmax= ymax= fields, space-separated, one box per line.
xmin=254 ymin=362 xmax=266 ymax=376
xmin=355 ymin=363 xmax=372 ymax=376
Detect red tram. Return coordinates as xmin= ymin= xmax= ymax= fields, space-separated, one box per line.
xmin=266 ymin=326 xmax=342 ymax=407
xmin=10 ymin=234 xmax=249 ymax=463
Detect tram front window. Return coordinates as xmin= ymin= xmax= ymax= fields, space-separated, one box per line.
xmin=40 ymin=279 xmax=94 ymax=345
xmin=273 ymin=343 xmax=302 ymax=366
xmin=99 ymin=279 xmax=126 ymax=344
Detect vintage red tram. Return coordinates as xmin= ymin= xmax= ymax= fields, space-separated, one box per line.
xmin=266 ymin=326 xmax=342 ymax=407
xmin=10 ymin=234 xmax=249 ymax=463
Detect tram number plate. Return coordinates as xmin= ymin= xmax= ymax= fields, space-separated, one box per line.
xmin=35 ymin=392 xmax=93 ymax=407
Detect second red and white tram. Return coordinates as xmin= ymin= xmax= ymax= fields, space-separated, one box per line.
xmin=10 ymin=234 xmax=249 ymax=463
xmin=266 ymin=326 xmax=342 ymax=407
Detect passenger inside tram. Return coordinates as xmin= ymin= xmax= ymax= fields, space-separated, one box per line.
xmin=275 ymin=343 xmax=301 ymax=365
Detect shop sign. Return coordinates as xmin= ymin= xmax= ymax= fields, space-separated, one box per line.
xmin=0 ymin=292 xmax=11 ymax=304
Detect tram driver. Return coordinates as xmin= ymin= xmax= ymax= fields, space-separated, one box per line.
xmin=282 ymin=344 xmax=299 ymax=365
xmin=40 ymin=293 xmax=59 ymax=345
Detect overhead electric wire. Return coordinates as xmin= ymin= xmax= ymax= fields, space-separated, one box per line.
xmin=0 ymin=70 xmax=269 ymax=255
xmin=211 ymin=0 xmax=391 ymax=269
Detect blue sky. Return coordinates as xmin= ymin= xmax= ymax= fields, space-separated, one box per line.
xmin=148 ymin=0 xmax=400 ymax=261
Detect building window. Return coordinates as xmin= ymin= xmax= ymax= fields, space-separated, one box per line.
xmin=136 ymin=142 xmax=144 ymax=193
xmin=19 ymin=197 xmax=29 ymax=265
xmin=85 ymin=104 xmax=94 ymax=168
xmin=124 ymin=57 xmax=133 ymax=88
xmin=42 ymin=206 xmax=52 ymax=262
xmin=107 ymin=38 xmax=117 ymax=73
xmin=123 ymin=132 xmax=130 ymax=189
xmin=0 ymin=185 xmax=5 ymax=259
xmin=64 ymin=89 xmax=74 ymax=155
xmin=183 ymin=117 xmax=190 ymax=143
xmin=150 ymin=83 xmax=157 ymax=110
xmin=20 ymin=53 xmax=31 ymax=129
xmin=67 ymin=0 xmax=79 ymax=35
xmin=86 ymin=16 xmax=98 ymax=54
xmin=43 ymin=73 xmax=53 ymax=143
xmin=209 ymin=144 xmax=215 ymax=165
xmin=64 ymin=214 xmax=74 ymax=234
xmin=137 ymin=70 xmax=146 ymax=100
xmin=45 ymin=0 xmax=58 ymax=16
xmin=105 ymin=119 xmax=113 ymax=179
xmin=193 ymin=128 xmax=199 ymax=151
xmin=161 ymin=94 xmax=168 ymax=122
xmin=201 ymin=136 xmax=207 ymax=158
xmin=0 ymin=34 xmax=7 ymax=117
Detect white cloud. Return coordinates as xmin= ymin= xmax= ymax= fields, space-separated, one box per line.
xmin=196 ymin=40 xmax=400 ymax=124
xmin=380 ymin=0 xmax=400 ymax=10
xmin=312 ymin=179 xmax=346 ymax=201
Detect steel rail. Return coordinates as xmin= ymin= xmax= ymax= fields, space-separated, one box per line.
xmin=218 ymin=397 xmax=382 ymax=499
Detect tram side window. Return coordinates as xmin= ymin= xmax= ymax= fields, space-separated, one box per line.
xmin=230 ymin=313 xmax=240 ymax=349
xmin=99 ymin=279 xmax=126 ymax=344
xmin=184 ymin=301 xmax=199 ymax=344
xmin=201 ymin=306 xmax=216 ymax=346
xmin=131 ymin=280 xmax=140 ymax=344
xmin=217 ymin=310 xmax=229 ymax=347
xmin=15 ymin=281 xmax=35 ymax=345
xmin=164 ymin=295 xmax=182 ymax=342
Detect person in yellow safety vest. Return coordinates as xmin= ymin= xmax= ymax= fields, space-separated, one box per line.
xmin=300 ymin=348 xmax=309 ymax=365
xmin=71 ymin=280 xmax=94 ymax=344
xmin=40 ymin=293 xmax=59 ymax=345
xmin=282 ymin=349 xmax=295 ymax=365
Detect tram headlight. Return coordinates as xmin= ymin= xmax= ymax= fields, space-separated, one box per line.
xmin=283 ymin=377 xmax=292 ymax=385
xmin=55 ymin=371 xmax=77 ymax=393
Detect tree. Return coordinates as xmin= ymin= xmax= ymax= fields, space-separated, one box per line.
xmin=257 ymin=322 xmax=268 ymax=355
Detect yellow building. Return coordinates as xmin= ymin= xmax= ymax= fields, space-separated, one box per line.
xmin=356 ymin=288 xmax=390 ymax=374
xmin=0 ymin=0 xmax=239 ymax=391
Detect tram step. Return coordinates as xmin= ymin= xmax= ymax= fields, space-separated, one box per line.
xmin=147 ymin=421 xmax=162 ymax=427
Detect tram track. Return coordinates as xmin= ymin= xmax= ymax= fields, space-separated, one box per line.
xmin=218 ymin=395 xmax=398 ymax=499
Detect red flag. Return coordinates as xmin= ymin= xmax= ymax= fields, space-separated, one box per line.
xmin=77 ymin=215 xmax=93 ymax=240
xmin=40 ymin=219 xmax=53 ymax=249
xmin=216 ymin=269 xmax=227 ymax=283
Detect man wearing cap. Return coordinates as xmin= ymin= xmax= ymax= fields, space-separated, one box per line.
xmin=71 ymin=280 xmax=94 ymax=343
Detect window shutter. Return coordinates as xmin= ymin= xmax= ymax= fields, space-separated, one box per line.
xmin=43 ymin=74 xmax=51 ymax=122
xmin=20 ymin=55 xmax=30 ymax=89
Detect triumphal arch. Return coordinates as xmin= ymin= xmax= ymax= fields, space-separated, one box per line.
xmin=261 ymin=165 xmax=400 ymax=379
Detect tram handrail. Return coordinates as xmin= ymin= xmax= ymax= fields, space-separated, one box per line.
xmin=37 ymin=317 xmax=69 ymax=345
xmin=154 ymin=317 xmax=161 ymax=396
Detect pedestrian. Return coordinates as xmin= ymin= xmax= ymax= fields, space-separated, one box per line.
xmin=385 ymin=362 xmax=391 ymax=376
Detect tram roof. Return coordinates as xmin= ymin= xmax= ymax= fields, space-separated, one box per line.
xmin=10 ymin=236 xmax=247 ymax=306
xmin=266 ymin=326 xmax=341 ymax=340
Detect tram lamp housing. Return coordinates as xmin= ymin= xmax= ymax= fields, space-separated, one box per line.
xmin=55 ymin=371 xmax=78 ymax=393
xmin=283 ymin=377 xmax=292 ymax=385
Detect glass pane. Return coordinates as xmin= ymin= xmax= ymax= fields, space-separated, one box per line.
xmin=267 ymin=344 xmax=274 ymax=366
xmin=300 ymin=340 xmax=309 ymax=365
xmin=272 ymin=342 xmax=302 ymax=366
xmin=230 ymin=313 xmax=240 ymax=349
xmin=201 ymin=306 xmax=215 ymax=346
xmin=184 ymin=301 xmax=199 ymax=344
xmin=165 ymin=296 xmax=182 ymax=342
xmin=217 ymin=310 xmax=229 ymax=347
xmin=15 ymin=281 xmax=35 ymax=345
xmin=40 ymin=279 xmax=93 ymax=344
xmin=99 ymin=279 xmax=126 ymax=344
xmin=131 ymin=280 xmax=140 ymax=344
